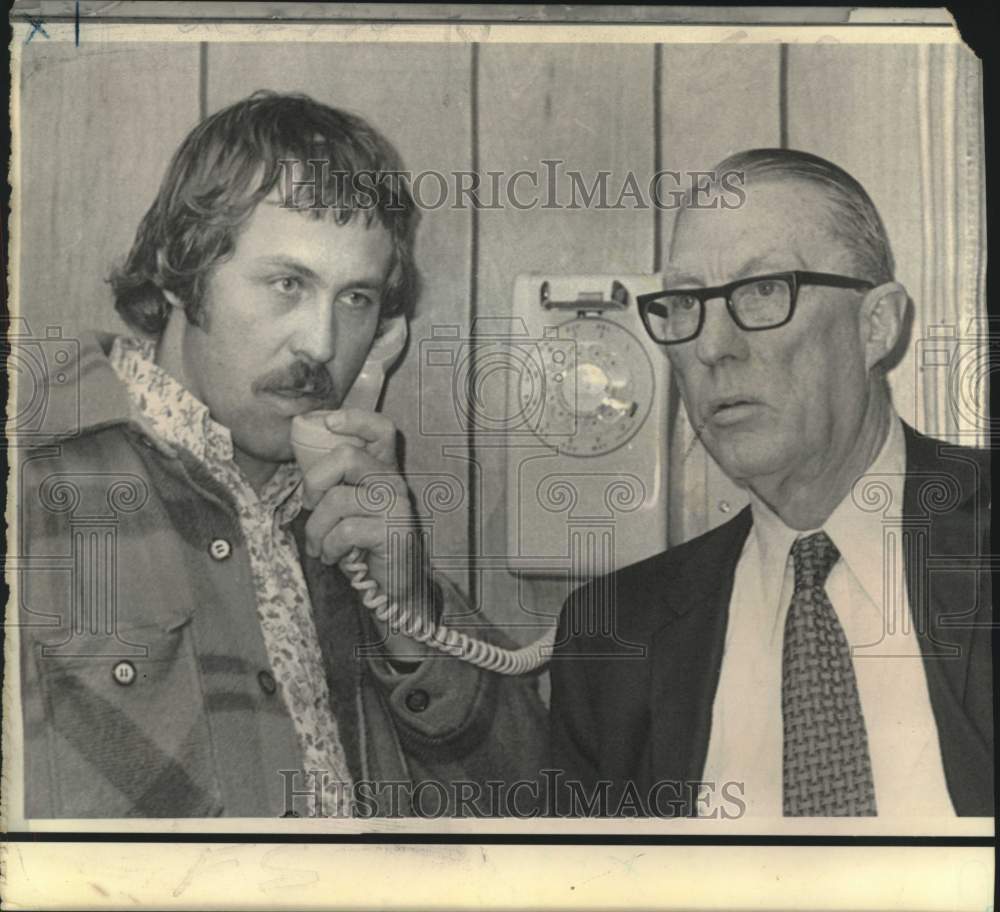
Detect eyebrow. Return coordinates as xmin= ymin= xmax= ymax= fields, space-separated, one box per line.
xmin=254 ymin=255 xmax=385 ymax=290
xmin=664 ymin=252 xmax=808 ymax=287
xmin=734 ymin=253 xmax=807 ymax=278
xmin=662 ymin=270 xmax=702 ymax=286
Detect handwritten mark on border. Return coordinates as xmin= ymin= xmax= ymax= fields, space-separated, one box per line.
xmin=25 ymin=17 xmax=50 ymax=44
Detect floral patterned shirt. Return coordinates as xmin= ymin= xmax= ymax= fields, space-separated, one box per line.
xmin=109 ymin=335 xmax=352 ymax=816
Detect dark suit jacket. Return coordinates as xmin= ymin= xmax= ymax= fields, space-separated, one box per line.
xmin=549 ymin=423 xmax=993 ymax=816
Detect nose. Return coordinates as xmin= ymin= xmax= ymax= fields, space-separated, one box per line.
xmin=292 ymin=294 xmax=337 ymax=365
xmin=694 ymin=295 xmax=749 ymax=367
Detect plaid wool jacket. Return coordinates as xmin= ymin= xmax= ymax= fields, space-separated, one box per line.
xmin=15 ymin=334 xmax=547 ymax=818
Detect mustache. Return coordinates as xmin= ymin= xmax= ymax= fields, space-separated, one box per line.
xmin=253 ymin=361 xmax=337 ymax=402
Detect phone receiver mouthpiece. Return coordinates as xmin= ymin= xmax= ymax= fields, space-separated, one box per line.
xmin=291 ymin=411 xmax=366 ymax=471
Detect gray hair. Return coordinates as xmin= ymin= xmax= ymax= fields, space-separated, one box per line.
xmin=713 ymin=148 xmax=895 ymax=285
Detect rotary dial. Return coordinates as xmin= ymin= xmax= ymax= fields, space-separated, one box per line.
xmin=524 ymin=317 xmax=655 ymax=456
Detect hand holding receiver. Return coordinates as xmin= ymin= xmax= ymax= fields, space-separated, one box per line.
xmin=291 ymin=410 xmax=367 ymax=472
xmin=295 ymin=408 xmax=433 ymax=662
xmin=293 ymin=409 xmax=555 ymax=675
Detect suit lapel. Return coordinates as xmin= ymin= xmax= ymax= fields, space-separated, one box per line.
xmin=648 ymin=509 xmax=752 ymax=808
xmin=644 ymin=427 xmax=991 ymax=817
xmin=903 ymin=424 xmax=993 ymax=814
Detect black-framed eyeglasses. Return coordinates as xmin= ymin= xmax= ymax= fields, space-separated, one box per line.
xmin=637 ymin=271 xmax=875 ymax=345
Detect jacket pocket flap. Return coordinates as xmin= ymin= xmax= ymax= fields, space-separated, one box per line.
xmin=29 ymin=618 xmax=191 ymax=665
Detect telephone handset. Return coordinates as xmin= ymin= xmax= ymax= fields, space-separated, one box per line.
xmin=291 ymin=316 xmax=554 ymax=675
xmin=291 ymin=316 xmax=409 ymax=469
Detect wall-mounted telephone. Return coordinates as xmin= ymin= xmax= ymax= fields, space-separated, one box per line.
xmin=291 ymin=315 xmax=554 ymax=675
xmin=503 ymin=274 xmax=671 ymax=581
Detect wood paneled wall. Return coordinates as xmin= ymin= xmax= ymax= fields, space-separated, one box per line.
xmin=16 ymin=40 xmax=985 ymax=636
xmin=18 ymin=44 xmax=200 ymax=338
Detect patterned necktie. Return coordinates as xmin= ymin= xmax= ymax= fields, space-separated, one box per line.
xmin=782 ymin=531 xmax=877 ymax=816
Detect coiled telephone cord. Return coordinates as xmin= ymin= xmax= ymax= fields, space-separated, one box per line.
xmin=341 ymin=548 xmax=555 ymax=675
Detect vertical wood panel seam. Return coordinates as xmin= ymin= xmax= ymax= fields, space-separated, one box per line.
xmin=466 ymin=42 xmax=480 ymax=600
xmin=975 ymin=58 xmax=989 ymax=329
xmin=198 ymin=42 xmax=208 ymax=120
xmin=971 ymin=57 xmax=986 ymax=346
xmin=916 ymin=43 xmax=934 ymax=436
xmin=779 ymin=43 xmax=789 ymax=149
xmin=652 ymin=43 xmax=663 ymax=274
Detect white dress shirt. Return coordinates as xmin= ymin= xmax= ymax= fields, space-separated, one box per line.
xmin=700 ymin=416 xmax=955 ymax=817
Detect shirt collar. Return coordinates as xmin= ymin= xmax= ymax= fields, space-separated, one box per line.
xmin=748 ymin=414 xmax=905 ymax=617
xmin=109 ymin=335 xmax=303 ymax=521
xmin=824 ymin=414 xmax=906 ymax=605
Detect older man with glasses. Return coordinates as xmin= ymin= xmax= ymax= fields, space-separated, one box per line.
xmin=549 ymin=149 xmax=992 ymax=819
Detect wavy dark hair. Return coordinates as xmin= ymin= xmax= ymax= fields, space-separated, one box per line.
xmin=111 ymin=91 xmax=421 ymax=334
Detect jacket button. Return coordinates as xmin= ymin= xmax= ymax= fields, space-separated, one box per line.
xmin=257 ymin=670 xmax=277 ymax=695
xmin=405 ymin=689 xmax=430 ymax=713
xmin=209 ymin=538 xmax=232 ymax=561
xmin=112 ymin=660 xmax=136 ymax=686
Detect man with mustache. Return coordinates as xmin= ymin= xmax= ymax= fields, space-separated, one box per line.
xmin=16 ymin=92 xmax=546 ymax=818
xmin=549 ymin=149 xmax=992 ymax=818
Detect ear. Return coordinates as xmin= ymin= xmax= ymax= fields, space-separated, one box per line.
xmin=162 ymin=288 xmax=183 ymax=308
xmin=859 ymin=281 xmax=907 ymax=370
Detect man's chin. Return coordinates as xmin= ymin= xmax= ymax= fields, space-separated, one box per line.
xmin=232 ymin=434 xmax=297 ymax=470
xmin=704 ymin=431 xmax=787 ymax=487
